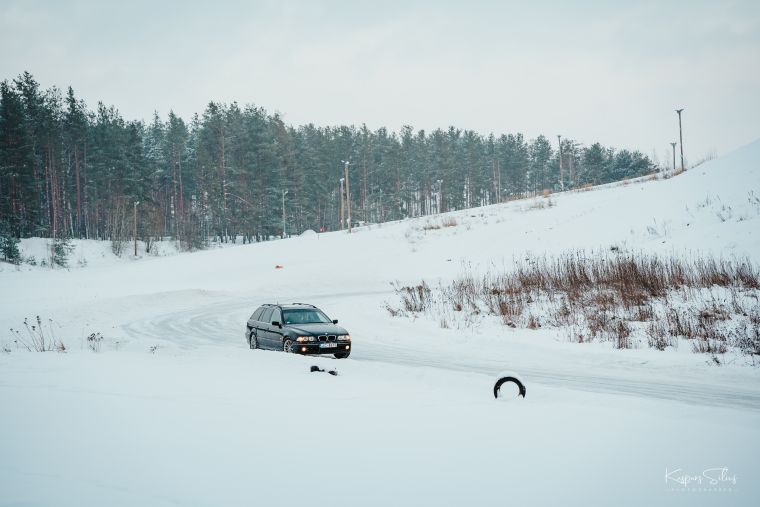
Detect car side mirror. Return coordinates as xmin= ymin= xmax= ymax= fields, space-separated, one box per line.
xmin=332 ymin=319 xmax=338 ymax=324
xmin=271 ymin=321 xmax=281 ymax=328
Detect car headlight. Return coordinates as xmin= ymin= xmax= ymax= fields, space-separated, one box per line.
xmin=296 ymin=336 xmax=315 ymax=342
xmin=342 ymin=334 xmax=351 ymax=341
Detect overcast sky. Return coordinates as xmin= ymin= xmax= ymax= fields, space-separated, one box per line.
xmin=1 ymin=0 xmax=759 ymax=163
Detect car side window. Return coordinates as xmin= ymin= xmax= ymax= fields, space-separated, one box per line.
xmin=271 ymin=308 xmax=282 ymax=324
xmin=252 ymin=307 xmax=264 ymax=321
xmin=260 ymin=308 xmax=273 ymax=324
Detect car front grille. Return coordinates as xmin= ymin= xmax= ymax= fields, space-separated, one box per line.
xmin=318 ymin=335 xmax=337 ymax=342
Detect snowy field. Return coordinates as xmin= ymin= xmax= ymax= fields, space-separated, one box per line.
xmin=2 ymin=139 xmax=760 ymax=506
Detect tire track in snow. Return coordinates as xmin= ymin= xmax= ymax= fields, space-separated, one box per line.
xmin=119 ymin=290 xmax=760 ymax=411
xmin=354 ymin=340 xmax=760 ymax=411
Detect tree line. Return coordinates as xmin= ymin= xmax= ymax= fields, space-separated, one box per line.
xmin=0 ymin=71 xmax=655 ymax=255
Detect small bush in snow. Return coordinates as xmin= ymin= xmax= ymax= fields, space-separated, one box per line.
xmin=392 ymin=281 xmax=432 ymax=313
xmin=87 ymin=332 xmax=104 ymax=352
xmin=0 ymin=222 xmax=21 ymax=264
xmin=385 ymin=304 xmax=402 ymax=317
xmin=612 ymin=320 xmax=633 ymax=349
xmin=526 ymin=199 xmax=554 ymax=211
xmin=111 ymin=240 xmax=127 ymax=257
xmin=646 ymin=321 xmax=675 ymax=351
xmin=52 ymin=237 xmax=73 ymax=267
xmin=691 ymin=338 xmax=727 ymax=355
xmin=734 ymin=322 xmax=760 ymax=356
xmin=421 ymin=217 xmax=458 ymax=231
xmin=9 ymin=316 xmax=65 ymax=352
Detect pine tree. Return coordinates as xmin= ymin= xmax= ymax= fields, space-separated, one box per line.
xmin=0 ymin=220 xmax=21 ymax=264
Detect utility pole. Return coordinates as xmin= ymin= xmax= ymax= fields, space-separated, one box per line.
xmin=281 ymin=189 xmax=288 ymax=238
xmin=670 ymin=142 xmax=677 ymax=172
xmin=557 ymin=134 xmax=564 ymax=191
xmin=675 ymin=108 xmax=685 ymax=171
xmin=133 ymin=201 xmax=139 ymax=257
xmin=342 ymin=160 xmax=352 ymax=233
xmin=339 ymin=178 xmax=345 ymax=230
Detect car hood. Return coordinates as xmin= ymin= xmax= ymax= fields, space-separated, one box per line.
xmin=286 ymin=323 xmax=348 ymax=336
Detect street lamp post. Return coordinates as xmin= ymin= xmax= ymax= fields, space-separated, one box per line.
xmin=670 ymin=142 xmax=677 ymax=173
xmin=675 ymin=108 xmax=685 ymax=171
xmin=342 ymin=160 xmax=351 ymax=233
xmin=557 ymin=134 xmax=564 ymax=191
xmin=339 ymin=178 xmax=345 ymax=230
xmin=281 ymin=190 xmax=288 ymax=238
xmin=133 ymin=201 xmax=140 ymax=257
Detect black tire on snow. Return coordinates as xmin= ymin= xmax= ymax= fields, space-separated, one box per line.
xmin=333 ymin=352 xmax=350 ymax=359
xmin=493 ymin=376 xmax=526 ymax=399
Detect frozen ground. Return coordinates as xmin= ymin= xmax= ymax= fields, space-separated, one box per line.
xmin=1 ymin=139 xmax=759 ymax=506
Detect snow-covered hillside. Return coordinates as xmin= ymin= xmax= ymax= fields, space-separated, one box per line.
xmin=1 ymin=139 xmax=759 ymax=506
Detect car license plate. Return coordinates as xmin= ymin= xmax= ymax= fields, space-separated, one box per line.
xmin=319 ymin=343 xmax=337 ymax=349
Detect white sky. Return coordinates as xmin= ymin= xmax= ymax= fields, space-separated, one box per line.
xmin=1 ymin=0 xmax=759 ymax=163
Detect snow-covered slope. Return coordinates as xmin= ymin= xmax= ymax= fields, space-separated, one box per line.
xmin=4 ymin=138 xmax=758 ymax=304
xmin=1 ymin=139 xmax=759 ymax=506
xmin=4 ymin=236 xmax=240 ymax=271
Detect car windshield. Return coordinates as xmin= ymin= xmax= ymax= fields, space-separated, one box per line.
xmin=282 ymin=309 xmax=331 ymax=325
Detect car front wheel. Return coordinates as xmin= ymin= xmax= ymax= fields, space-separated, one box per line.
xmin=283 ymin=339 xmax=294 ymax=353
xmin=334 ymin=352 xmax=350 ymax=359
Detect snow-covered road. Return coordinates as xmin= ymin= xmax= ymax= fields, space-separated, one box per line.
xmin=116 ymin=289 xmax=760 ymax=412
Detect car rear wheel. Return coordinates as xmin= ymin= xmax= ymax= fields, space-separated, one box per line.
xmin=249 ymin=330 xmax=258 ymax=349
xmin=283 ymin=339 xmax=294 ymax=353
